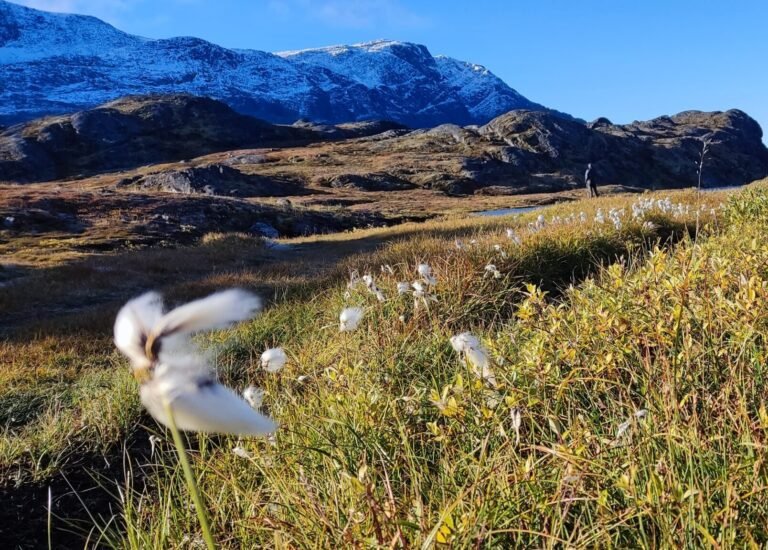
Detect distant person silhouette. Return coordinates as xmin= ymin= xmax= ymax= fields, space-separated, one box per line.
xmin=585 ymin=163 xmax=599 ymax=198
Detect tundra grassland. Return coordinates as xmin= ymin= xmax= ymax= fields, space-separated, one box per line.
xmin=4 ymin=185 xmax=763 ymax=548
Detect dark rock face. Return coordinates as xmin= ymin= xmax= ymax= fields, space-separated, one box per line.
xmin=320 ymin=173 xmax=416 ymax=191
xmin=291 ymin=120 xmax=409 ymax=140
xmin=130 ymin=164 xmax=308 ymax=197
xmin=467 ymin=108 xmax=768 ymax=190
xmin=0 ymin=94 xmax=316 ymax=183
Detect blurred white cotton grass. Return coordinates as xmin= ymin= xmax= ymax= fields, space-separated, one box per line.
xmin=114 ymin=288 xmax=277 ymax=549
xmin=261 ymin=347 xmax=287 ymax=373
xmin=243 ymin=386 xmax=265 ymax=409
xmin=113 ymin=289 xmax=276 ymax=436
xmin=417 ymin=263 xmax=437 ymax=286
xmin=450 ymin=332 xmax=497 ymax=387
xmin=339 ymin=307 xmax=364 ymax=332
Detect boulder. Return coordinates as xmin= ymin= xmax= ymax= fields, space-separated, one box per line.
xmin=135 ymin=164 xmax=308 ymax=197
xmin=320 ymin=172 xmax=416 ymax=191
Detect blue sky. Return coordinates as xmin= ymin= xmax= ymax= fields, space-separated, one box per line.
xmin=13 ymin=0 xmax=768 ymax=136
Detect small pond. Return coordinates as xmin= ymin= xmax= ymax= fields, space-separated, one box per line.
xmin=472 ymin=205 xmax=543 ymax=217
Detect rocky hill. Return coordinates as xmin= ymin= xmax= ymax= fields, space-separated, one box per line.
xmin=0 ymin=94 xmax=408 ymax=182
xmin=2 ymin=94 xmax=766 ymax=190
xmin=0 ymin=0 xmax=550 ymax=127
xmin=0 ymin=95 xmax=319 ymax=182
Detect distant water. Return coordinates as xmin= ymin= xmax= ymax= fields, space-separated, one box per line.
xmin=473 ymin=185 xmax=745 ymax=217
xmin=472 ymin=205 xmax=543 ymax=217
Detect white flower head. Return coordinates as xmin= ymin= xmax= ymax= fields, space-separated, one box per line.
xmin=232 ymin=446 xmax=253 ymax=459
xmin=397 ymin=282 xmax=411 ymax=295
xmin=450 ymin=332 xmax=480 ymax=353
xmin=339 ymin=307 xmax=364 ymax=332
xmin=417 ymin=263 xmax=437 ymax=286
xmin=510 ymin=408 xmax=522 ymax=443
xmin=261 ymin=347 xmax=287 ymax=373
xmin=113 ymin=289 xmax=277 ymax=436
xmin=243 ymin=385 xmax=265 ymax=409
xmin=412 ymin=280 xmax=427 ymax=297
xmin=484 ymin=264 xmax=502 ymax=279
xmin=506 ymin=228 xmax=522 ymax=245
xmin=466 ymin=346 xmax=497 ymax=386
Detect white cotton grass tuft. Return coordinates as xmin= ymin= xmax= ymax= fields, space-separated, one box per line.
xmin=339 ymin=307 xmax=364 ymax=332
xmin=397 ymin=282 xmax=411 ymax=295
xmin=260 ymin=347 xmax=287 ymax=373
xmin=243 ymin=386 xmax=265 ymax=409
xmin=614 ymin=409 xmax=649 ymax=441
xmin=450 ymin=332 xmax=480 ymax=353
xmin=113 ymin=289 xmax=277 ymax=436
xmin=506 ymin=228 xmax=522 ymax=246
xmin=412 ymin=280 xmax=437 ymax=309
xmin=511 ymin=408 xmax=522 ymax=444
xmin=362 ymin=274 xmax=386 ymax=302
xmin=449 ymin=332 xmax=497 ymax=387
xmin=417 ymin=263 xmax=437 ymax=286
xmin=484 ymin=264 xmax=502 ymax=279
xmin=232 ymin=446 xmax=253 ymax=460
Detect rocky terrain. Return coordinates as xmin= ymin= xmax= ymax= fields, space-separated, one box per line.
xmin=0 ymin=1 xmax=553 ymax=127
xmin=0 ymin=94 xmax=408 ymax=183
xmin=1 ymin=94 xmax=766 ymax=266
xmin=3 ymin=94 xmax=766 ymax=192
xmin=254 ymin=107 xmax=768 ymax=194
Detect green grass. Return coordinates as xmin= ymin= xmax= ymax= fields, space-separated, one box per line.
xmin=4 ymin=186 xmax=758 ymax=547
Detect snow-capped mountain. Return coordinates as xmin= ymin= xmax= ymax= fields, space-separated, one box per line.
xmin=0 ymin=0 xmax=553 ymax=127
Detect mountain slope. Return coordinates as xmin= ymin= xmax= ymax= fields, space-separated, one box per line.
xmin=0 ymin=0 xmax=554 ymax=127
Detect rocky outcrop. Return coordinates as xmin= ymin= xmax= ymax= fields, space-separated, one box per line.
xmin=291 ymin=120 xmax=409 ymax=140
xmin=235 ymin=108 xmax=768 ymax=194
xmin=0 ymin=189 xmax=396 ymax=245
xmin=319 ymin=173 xmax=416 ymax=191
xmin=0 ymin=95 xmax=316 ymax=183
xmin=473 ymin=108 xmax=768 ymax=189
xmin=2 ymin=95 xmax=766 ymax=192
xmin=125 ymin=164 xmax=308 ymax=197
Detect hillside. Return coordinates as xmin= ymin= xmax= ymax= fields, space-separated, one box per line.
xmin=3 ymin=183 xmax=768 ymax=547
xmin=2 ymin=94 xmax=766 ymax=191
xmin=0 ymin=1 xmax=551 ymax=126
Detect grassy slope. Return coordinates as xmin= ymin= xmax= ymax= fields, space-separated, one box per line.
xmin=1 ymin=187 xmax=751 ymax=547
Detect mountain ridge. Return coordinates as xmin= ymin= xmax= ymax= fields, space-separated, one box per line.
xmin=2 ymin=93 xmax=766 ymax=191
xmin=0 ymin=0 xmax=554 ymax=127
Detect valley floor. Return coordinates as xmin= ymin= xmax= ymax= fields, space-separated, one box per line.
xmin=2 ymin=183 xmax=766 ymax=547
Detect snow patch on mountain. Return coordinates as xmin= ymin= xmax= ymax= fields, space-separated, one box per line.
xmin=0 ymin=0 xmax=558 ymax=126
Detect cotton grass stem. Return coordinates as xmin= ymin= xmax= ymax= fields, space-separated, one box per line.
xmin=163 ymin=399 xmax=217 ymax=550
